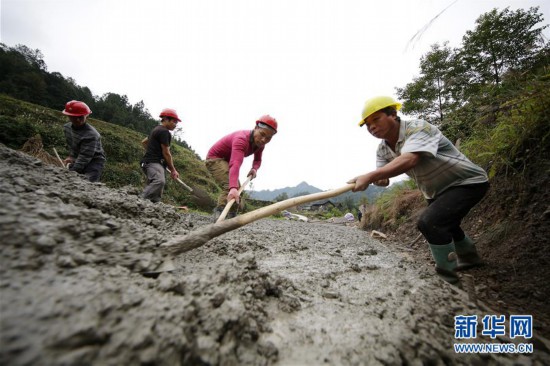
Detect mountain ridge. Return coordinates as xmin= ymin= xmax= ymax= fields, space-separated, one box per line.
xmin=249 ymin=180 xmax=386 ymax=204
xmin=249 ymin=181 xmax=322 ymax=201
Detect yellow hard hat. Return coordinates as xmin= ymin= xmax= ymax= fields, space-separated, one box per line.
xmin=359 ymin=96 xmax=402 ymax=126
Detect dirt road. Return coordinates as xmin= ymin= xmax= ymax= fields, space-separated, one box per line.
xmin=1 ymin=144 xmax=549 ymax=365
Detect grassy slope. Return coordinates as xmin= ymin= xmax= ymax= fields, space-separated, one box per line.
xmin=0 ymin=94 xmax=220 ymax=210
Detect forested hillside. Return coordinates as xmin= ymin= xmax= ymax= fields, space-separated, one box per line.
xmin=0 ymin=43 xmax=195 ymax=153
xmin=396 ymin=7 xmax=548 ymax=142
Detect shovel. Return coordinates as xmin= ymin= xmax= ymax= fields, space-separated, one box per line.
xmin=216 ymin=176 xmax=253 ymax=222
xmin=160 ymin=183 xmax=355 ymax=256
xmin=166 ymin=167 xmax=215 ymax=209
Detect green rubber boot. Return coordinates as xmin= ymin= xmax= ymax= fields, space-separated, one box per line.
xmin=429 ymin=242 xmax=459 ymax=284
xmin=455 ymin=235 xmax=484 ymax=271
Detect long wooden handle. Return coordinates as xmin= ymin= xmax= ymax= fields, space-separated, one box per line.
xmin=52 ymin=148 xmax=66 ymax=168
xmin=161 ymin=183 xmax=356 ymax=255
xmin=176 ymin=178 xmax=193 ymax=192
xmin=234 ymin=183 xmax=354 ymax=224
xmin=216 ymin=176 xmax=252 ymax=223
xmin=165 ymin=167 xmax=193 ymax=192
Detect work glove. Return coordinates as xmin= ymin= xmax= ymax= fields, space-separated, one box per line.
xmin=247 ymin=168 xmax=257 ymax=179
xmin=227 ymin=187 xmax=240 ymax=203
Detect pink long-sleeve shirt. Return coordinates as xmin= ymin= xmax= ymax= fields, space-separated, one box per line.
xmin=206 ymin=130 xmax=264 ymax=189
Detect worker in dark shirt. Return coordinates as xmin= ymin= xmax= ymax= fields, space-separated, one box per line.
xmin=62 ymin=100 xmax=106 ymax=182
xmin=140 ymin=108 xmax=181 ymax=203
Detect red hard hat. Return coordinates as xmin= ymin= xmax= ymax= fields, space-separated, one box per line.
xmin=159 ymin=108 xmax=181 ymax=122
xmin=256 ymin=115 xmax=278 ymax=133
xmin=62 ymin=100 xmax=92 ymax=116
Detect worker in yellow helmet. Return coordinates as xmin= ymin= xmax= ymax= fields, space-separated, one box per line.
xmin=348 ymin=96 xmax=489 ymax=284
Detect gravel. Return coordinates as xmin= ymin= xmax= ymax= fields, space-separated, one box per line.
xmin=1 ymin=143 xmax=549 ymax=365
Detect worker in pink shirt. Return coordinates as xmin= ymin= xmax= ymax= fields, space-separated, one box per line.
xmin=206 ymin=115 xmax=278 ymax=218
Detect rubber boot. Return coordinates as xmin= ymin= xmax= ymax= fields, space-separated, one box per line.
xmin=455 ymin=235 xmax=484 ymax=271
xmin=429 ymin=242 xmax=459 ymax=284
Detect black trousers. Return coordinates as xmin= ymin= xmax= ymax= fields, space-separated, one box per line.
xmin=417 ymin=182 xmax=489 ymax=245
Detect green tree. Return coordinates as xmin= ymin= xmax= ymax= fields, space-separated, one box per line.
xmin=396 ymin=6 xmax=548 ymax=143
xmin=274 ymin=192 xmax=289 ymax=202
xmin=341 ymin=196 xmax=355 ymax=212
xmin=458 ymin=7 xmax=547 ymax=91
xmin=444 ymin=7 xmax=547 ymax=142
xmin=396 ymin=43 xmax=459 ymax=125
xmin=0 ymin=44 xmax=46 ymax=104
xmin=13 ymin=44 xmax=46 ymax=71
xmin=358 ymin=195 xmax=369 ymax=206
xmin=0 ymin=43 xmax=198 ymax=151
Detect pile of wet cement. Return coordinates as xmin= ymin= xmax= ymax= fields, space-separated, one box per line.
xmin=1 ymin=144 xmax=549 ymax=365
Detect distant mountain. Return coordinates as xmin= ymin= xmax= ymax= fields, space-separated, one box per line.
xmin=331 ymin=185 xmax=387 ymax=205
xmin=249 ymin=181 xmax=387 ymax=205
xmin=249 ymin=181 xmax=323 ymax=201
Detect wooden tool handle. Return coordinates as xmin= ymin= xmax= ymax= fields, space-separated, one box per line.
xmin=216 ymin=176 xmax=252 ymax=223
xmin=161 ymin=183 xmax=356 ymax=255
xmin=235 ymin=183 xmax=354 ymax=224
xmin=176 ymin=178 xmax=193 ymax=192
xmin=165 ymin=167 xmax=193 ymax=192
xmin=52 ymin=148 xmax=66 ymax=168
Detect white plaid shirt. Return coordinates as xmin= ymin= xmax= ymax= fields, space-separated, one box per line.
xmin=376 ymin=119 xmax=488 ymax=199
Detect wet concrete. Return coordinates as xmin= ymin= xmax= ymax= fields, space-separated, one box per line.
xmin=1 ymin=143 xmax=549 ymax=365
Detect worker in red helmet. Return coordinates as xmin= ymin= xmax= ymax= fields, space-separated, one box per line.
xmin=140 ymin=108 xmax=181 ymax=203
xmin=61 ymin=100 xmax=106 ymax=182
xmin=206 ymin=115 xmax=278 ymax=219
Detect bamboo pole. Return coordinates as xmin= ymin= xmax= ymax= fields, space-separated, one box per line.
xmin=161 ymin=183 xmax=355 ymax=256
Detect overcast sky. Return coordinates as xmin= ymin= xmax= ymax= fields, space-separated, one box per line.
xmin=2 ymin=0 xmax=549 ymax=191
